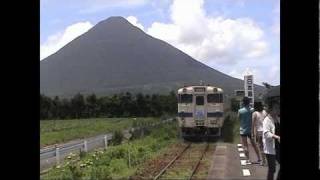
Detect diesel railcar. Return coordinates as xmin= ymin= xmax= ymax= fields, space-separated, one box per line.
xmin=177 ymin=85 xmax=224 ymax=139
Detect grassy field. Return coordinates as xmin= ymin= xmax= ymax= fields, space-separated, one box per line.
xmin=40 ymin=117 xmax=162 ymax=147
xmin=41 ymin=123 xmax=178 ymax=180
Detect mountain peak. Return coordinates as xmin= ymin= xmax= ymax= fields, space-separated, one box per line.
xmin=41 ymin=15 xmax=265 ymax=97
xmin=86 ymin=16 xmax=142 ymax=39
xmin=101 ymin=16 xmax=129 ymax=24
xmin=96 ymin=16 xmax=132 ymax=28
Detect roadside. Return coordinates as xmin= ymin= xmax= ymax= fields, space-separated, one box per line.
xmin=40 ymin=123 xmax=178 ymax=179
xmin=40 ymin=118 xmax=174 ymax=172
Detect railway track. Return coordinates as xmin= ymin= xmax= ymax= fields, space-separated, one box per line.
xmin=153 ymin=142 xmax=210 ymax=180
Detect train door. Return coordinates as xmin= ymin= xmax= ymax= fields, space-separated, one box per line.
xmin=194 ymin=95 xmax=205 ymax=126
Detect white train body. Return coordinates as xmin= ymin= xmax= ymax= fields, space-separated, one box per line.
xmin=177 ymin=85 xmax=224 ymax=137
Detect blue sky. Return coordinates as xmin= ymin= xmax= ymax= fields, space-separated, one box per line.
xmin=41 ymin=0 xmax=280 ymax=86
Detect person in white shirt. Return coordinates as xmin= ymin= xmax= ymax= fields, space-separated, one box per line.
xmin=252 ymin=101 xmax=267 ymax=166
xmin=263 ymin=100 xmax=280 ymax=180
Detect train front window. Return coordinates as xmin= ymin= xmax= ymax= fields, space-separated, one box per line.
xmin=207 ymin=94 xmax=223 ymax=103
xmin=196 ymin=96 xmax=204 ymax=105
xmin=180 ymin=94 xmax=193 ymax=103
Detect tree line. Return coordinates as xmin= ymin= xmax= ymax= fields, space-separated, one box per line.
xmin=40 ymin=91 xmax=177 ymax=120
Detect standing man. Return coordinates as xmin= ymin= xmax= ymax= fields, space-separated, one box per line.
xmin=238 ymin=97 xmax=261 ymax=164
xmin=263 ymin=100 xmax=280 ymax=180
xmin=263 ymin=88 xmax=280 ymax=180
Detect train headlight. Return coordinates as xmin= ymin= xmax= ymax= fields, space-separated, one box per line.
xmin=211 ymin=119 xmax=217 ymax=124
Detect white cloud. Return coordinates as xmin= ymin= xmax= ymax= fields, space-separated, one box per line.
xmin=146 ymin=0 xmax=268 ymax=65
xmin=40 ymin=21 xmax=93 ymax=60
xmin=267 ymin=65 xmax=280 ymax=82
xmin=228 ymin=60 xmax=279 ymax=86
xmin=79 ymin=0 xmax=148 ymax=14
xmin=150 ymin=0 xmax=171 ymax=17
xmin=272 ymin=23 xmax=279 ymax=36
xmin=126 ymin=16 xmax=145 ymax=30
xmin=229 ymin=67 xmax=265 ymax=86
xmin=147 ymin=22 xmax=180 ymax=44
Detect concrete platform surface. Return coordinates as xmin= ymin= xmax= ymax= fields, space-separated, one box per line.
xmin=207 ymin=142 xmax=279 ymax=180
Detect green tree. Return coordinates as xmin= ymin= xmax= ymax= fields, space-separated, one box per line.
xmin=144 ymin=94 xmax=151 ymax=116
xmin=40 ymin=94 xmax=53 ymax=120
xmin=99 ymin=96 xmax=111 ymax=117
xmin=86 ymin=94 xmax=98 ymax=118
xmin=262 ymin=82 xmax=273 ymax=89
xmin=51 ymin=96 xmax=61 ymax=119
xmin=40 ymin=94 xmax=45 ymax=119
xmin=230 ymin=97 xmax=240 ymax=112
xmin=109 ymin=94 xmax=121 ymax=117
xmin=136 ymin=93 xmax=146 ymax=117
xmin=168 ymin=91 xmax=177 ymax=115
xmin=71 ymin=93 xmax=86 ymax=119
xmin=60 ymin=98 xmax=71 ymax=119
xmin=95 ymin=97 xmax=104 ymax=117
xmin=150 ymin=94 xmax=161 ymax=117
xmin=111 ymin=130 xmax=124 ymax=145
xmin=119 ymin=92 xmax=134 ymax=117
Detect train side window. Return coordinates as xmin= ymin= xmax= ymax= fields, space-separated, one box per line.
xmin=180 ymin=94 xmax=193 ymax=103
xmin=207 ymin=94 xmax=222 ymax=103
xmin=196 ymin=96 xmax=204 ymax=105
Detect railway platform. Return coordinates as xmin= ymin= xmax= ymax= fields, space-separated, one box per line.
xmin=207 ymin=142 xmax=279 ymax=179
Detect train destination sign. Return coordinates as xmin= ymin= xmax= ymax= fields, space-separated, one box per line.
xmin=194 ymin=87 xmax=205 ymax=92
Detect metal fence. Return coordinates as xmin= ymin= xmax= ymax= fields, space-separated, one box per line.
xmin=40 ymin=118 xmax=174 ymax=172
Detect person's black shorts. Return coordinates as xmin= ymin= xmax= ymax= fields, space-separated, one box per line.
xmin=240 ymin=133 xmax=252 ymax=138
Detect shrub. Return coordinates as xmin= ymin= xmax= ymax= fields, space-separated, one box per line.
xmin=111 ymin=130 xmax=124 ymax=145
xmin=90 ymin=166 xmax=112 ymax=180
xmin=111 ymin=147 xmax=126 ymax=159
xmin=79 ymin=150 xmax=87 ymax=159
xmin=68 ymin=164 xmax=83 ymax=180
xmin=221 ymin=111 xmax=239 ymax=143
xmin=110 ymin=159 xmax=127 ymax=173
xmin=230 ymin=98 xmax=240 ymax=112
xmin=129 ymin=128 xmax=142 ymax=140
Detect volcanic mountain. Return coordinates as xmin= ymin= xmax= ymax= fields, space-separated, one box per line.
xmin=40 ymin=16 xmax=265 ymax=97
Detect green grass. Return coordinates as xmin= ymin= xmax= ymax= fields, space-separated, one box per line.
xmin=40 ymin=117 xmax=161 ymax=147
xmin=41 ymin=123 xmax=178 ymax=180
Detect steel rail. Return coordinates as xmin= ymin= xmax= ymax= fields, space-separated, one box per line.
xmin=153 ymin=143 xmax=191 ymax=180
xmin=187 ymin=143 xmax=210 ymax=180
